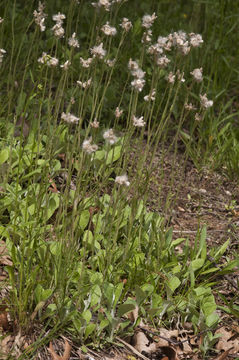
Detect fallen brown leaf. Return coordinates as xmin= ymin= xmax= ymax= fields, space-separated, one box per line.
xmin=48 ymin=339 xmax=71 ymax=360
xmin=216 ymin=327 xmax=239 ymax=354
xmin=212 ymin=347 xmax=234 ymax=360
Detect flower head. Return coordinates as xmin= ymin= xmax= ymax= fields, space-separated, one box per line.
xmin=61 ymin=112 xmax=79 ymax=124
xmin=144 ymin=89 xmax=156 ymax=102
xmin=103 ymin=129 xmax=117 ymax=144
xmin=190 ymin=68 xmax=203 ymax=82
xmin=92 ymin=0 xmax=111 ymax=11
xmin=115 ymin=107 xmax=123 ymax=118
xmin=120 ymin=18 xmax=132 ymax=32
xmin=82 ymin=137 xmax=98 ymax=154
xmin=142 ymin=13 xmax=157 ymax=29
xmin=33 ymin=1 xmax=47 ymax=32
xmin=90 ymin=43 xmax=106 ymax=59
xmin=68 ymin=32 xmax=79 ymax=48
xmin=189 ymin=33 xmax=203 ymax=47
xmin=77 ymin=78 xmax=92 ymax=89
xmin=200 ymin=94 xmax=213 ymax=109
xmin=132 ymin=115 xmax=145 ymax=127
xmin=131 ymin=78 xmax=145 ymax=92
xmin=80 ymin=57 xmax=93 ymax=68
xmin=38 ymin=52 xmax=58 ymax=67
xmin=101 ymin=22 xmax=117 ymax=36
xmin=115 ymin=174 xmax=130 ymax=186
xmin=60 ymin=60 xmax=71 ymax=70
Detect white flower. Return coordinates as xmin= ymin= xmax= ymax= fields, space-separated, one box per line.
xmin=131 ymin=68 xmax=145 ymax=79
xmin=90 ymin=118 xmax=100 ymax=128
xmin=80 ymin=57 xmax=93 ymax=68
xmin=115 ymin=174 xmax=130 ymax=186
xmin=128 ymin=59 xmax=139 ymax=71
xmin=200 ymin=94 xmax=213 ymax=109
xmin=195 ymin=112 xmax=202 ymax=121
xmin=103 ymin=129 xmax=117 ymax=144
xmin=92 ymin=0 xmax=111 ymax=11
xmin=61 ymin=112 xmax=79 ymax=124
xmin=120 ymin=18 xmax=132 ymax=32
xmin=52 ymin=13 xmax=66 ymax=24
xmin=131 ymin=78 xmax=145 ymax=92
xmin=147 ymin=43 xmax=164 ymax=56
xmin=60 ymin=60 xmax=71 ymax=70
xmin=132 ymin=115 xmax=145 ymax=127
xmin=190 ymin=68 xmax=203 ymax=82
xmin=105 ymin=58 xmax=116 ymax=67
xmin=167 ymin=72 xmax=175 ymax=84
xmin=144 ymin=89 xmax=156 ymax=102
xmin=90 ymin=43 xmax=106 ymax=59
xmin=0 ymin=17 xmax=4 ymax=24
xmin=68 ymin=32 xmax=79 ymax=48
xmin=190 ymin=33 xmax=203 ymax=47
xmin=115 ymin=107 xmax=123 ymax=118
xmin=176 ymin=70 xmax=185 ymax=82
xmin=38 ymin=52 xmax=58 ymax=67
xmin=77 ymin=78 xmax=92 ymax=89
xmin=101 ymin=22 xmax=117 ymax=36
xmin=142 ymin=30 xmax=152 ymax=44
xmin=82 ymin=137 xmax=98 ymax=154
xmin=142 ymin=13 xmax=157 ymax=29
xmin=33 ymin=2 xmax=47 ymax=32
xmin=52 ymin=23 xmax=65 ymax=38
xmin=185 ymin=103 xmax=196 ymax=111
xmin=157 ymin=55 xmax=170 ymax=68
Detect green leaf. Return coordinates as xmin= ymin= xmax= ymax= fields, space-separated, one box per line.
xmin=106 ymin=145 xmax=122 ymax=165
xmin=79 ymin=210 xmax=90 ymax=230
xmin=85 ymin=323 xmax=96 ymax=339
xmin=206 ymin=312 xmax=219 ymax=327
xmin=0 ymin=148 xmax=9 ymax=165
xmin=117 ymin=303 xmax=136 ymax=317
xmin=113 ymin=282 xmax=124 ymax=308
xmin=135 ymin=285 xmax=147 ymax=305
xmin=46 ymin=194 xmax=60 ymax=220
xmin=214 ymin=239 xmax=229 ymax=259
xmin=90 ymin=285 xmax=102 ymax=307
xmin=191 ymin=258 xmax=205 ymax=271
xmin=82 ymin=309 xmax=92 ymax=324
xmin=167 ymin=276 xmax=181 ymax=293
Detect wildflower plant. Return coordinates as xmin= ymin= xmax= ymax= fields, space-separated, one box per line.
xmin=0 ymin=0 xmax=237 ymax=357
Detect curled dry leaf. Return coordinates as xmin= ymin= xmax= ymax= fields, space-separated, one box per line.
xmin=132 ymin=330 xmax=157 ymax=354
xmin=48 ymin=339 xmax=71 ymax=360
xmin=216 ymin=327 xmax=239 ymax=355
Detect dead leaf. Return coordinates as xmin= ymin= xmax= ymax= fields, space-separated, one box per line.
xmin=212 ymin=347 xmax=234 ymax=360
xmin=216 ymin=327 xmax=239 ymax=354
xmin=132 ymin=330 xmax=157 ymax=354
xmin=48 ymin=339 xmax=71 ymax=360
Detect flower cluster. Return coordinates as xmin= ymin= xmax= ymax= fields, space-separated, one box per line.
xmin=33 ymin=1 xmax=47 ymax=32
xmin=200 ymin=94 xmax=213 ymax=109
xmin=92 ymin=0 xmax=111 ymax=11
xmin=90 ymin=43 xmax=107 ymax=59
xmin=190 ymin=68 xmax=203 ymax=82
xmin=38 ymin=52 xmax=58 ymax=67
xmin=115 ymin=107 xmax=123 ymax=118
xmin=77 ymin=78 xmax=92 ymax=89
xmin=82 ymin=137 xmax=98 ymax=154
xmin=80 ymin=57 xmax=93 ymax=68
xmin=101 ymin=22 xmax=117 ymax=36
xmin=61 ymin=112 xmax=79 ymax=124
xmin=103 ymin=129 xmax=117 ymax=144
xmin=144 ymin=89 xmax=156 ymax=102
xmin=115 ymin=174 xmax=130 ymax=186
xmin=60 ymin=60 xmax=71 ymax=70
xmin=120 ymin=18 xmax=132 ymax=32
xmin=52 ymin=12 xmax=65 ymax=38
xmin=68 ymin=32 xmax=79 ymax=48
xmin=128 ymin=59 xmax=145 ymax=92
xmin=0 ymin=49 xmax=6 ymax=66
xmin=132 ymin=115 xmax=145 ymax=127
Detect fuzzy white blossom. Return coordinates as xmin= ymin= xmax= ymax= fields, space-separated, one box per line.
xmin=131 ymin=78 xmax=145 ymax=92
xmin=190 ymin=68 xmax=203 ymax=82
xmin=52 ymin=13 xmax=65 ymax=38
xmin=33 ymin=1 xmax=47 ymax=32
xmin=142 ymin=30 xmax=152 ymax=44
xmin=120 ymin=18 xmax=132 ymax=32
xmin=101 ymin=22 xmax=117 ymax=36
xmin=190 ymin=33 xmax=203 ymax=47
xmin=147 ymin=43 xmax=164 ymax=56
xmin=103 ymin=129 xmax=117 ymax=144
xmin=61 ymin=112 xmax=79 ymax=124
xmin=115 ymin=107 xmax=123 ymax=118
xmin=0 ymin=17 xmax=4 ymax=24
xmin=132 ymin=115 xmax=145 ymax=127
xmin=144 ymin=89 xmax=156 ymax=102
xmin=38 ymin=52 xmax=58 ymax=67
xmin=132 ymin=68 xmax=145 ymax=79
xmin=60 ymin=60 xmax=71 ymax=70
xmin=92 ymin=0 xmax=111 ymax=11
xmin=185 ymin=103 xmax=196 ymax=111
xmin=82 ymin=137 xmax=98 ymax=154
xmin=157 ymin=55 xmax=170 ymax=68
xmin=52 ymin=13 xmax=65 ymax=23
xmin=128 ymin=59 xmax=139 ymax=71
xmin=105 ymin=58 xmax=116 ymax=67
xmin=176 ymin=70 xmax=185 ymax=82
xmin=200 ymin=94 xmax=213 ymax=109
xmin=90 ymin=43 xmax=106 ymax=59
xmin=77 ymin=78 xmax=92 ymax=89
xmin=0 ymin=48 xmax=6 ymax=65
xmin=167 ymin=72 xmax=175 ymax=84
xmin=80 ymin=57 xmax=93 ymax=68
xmin=68 ymin=32 xmax=79 ymax=48
xmin=90 ymin=118 xmax=100 ymax=128
xmin=142 ymin=13 xmax=157 ymax=29
xmin=115 ymin=174 xmax=130 ymax=186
